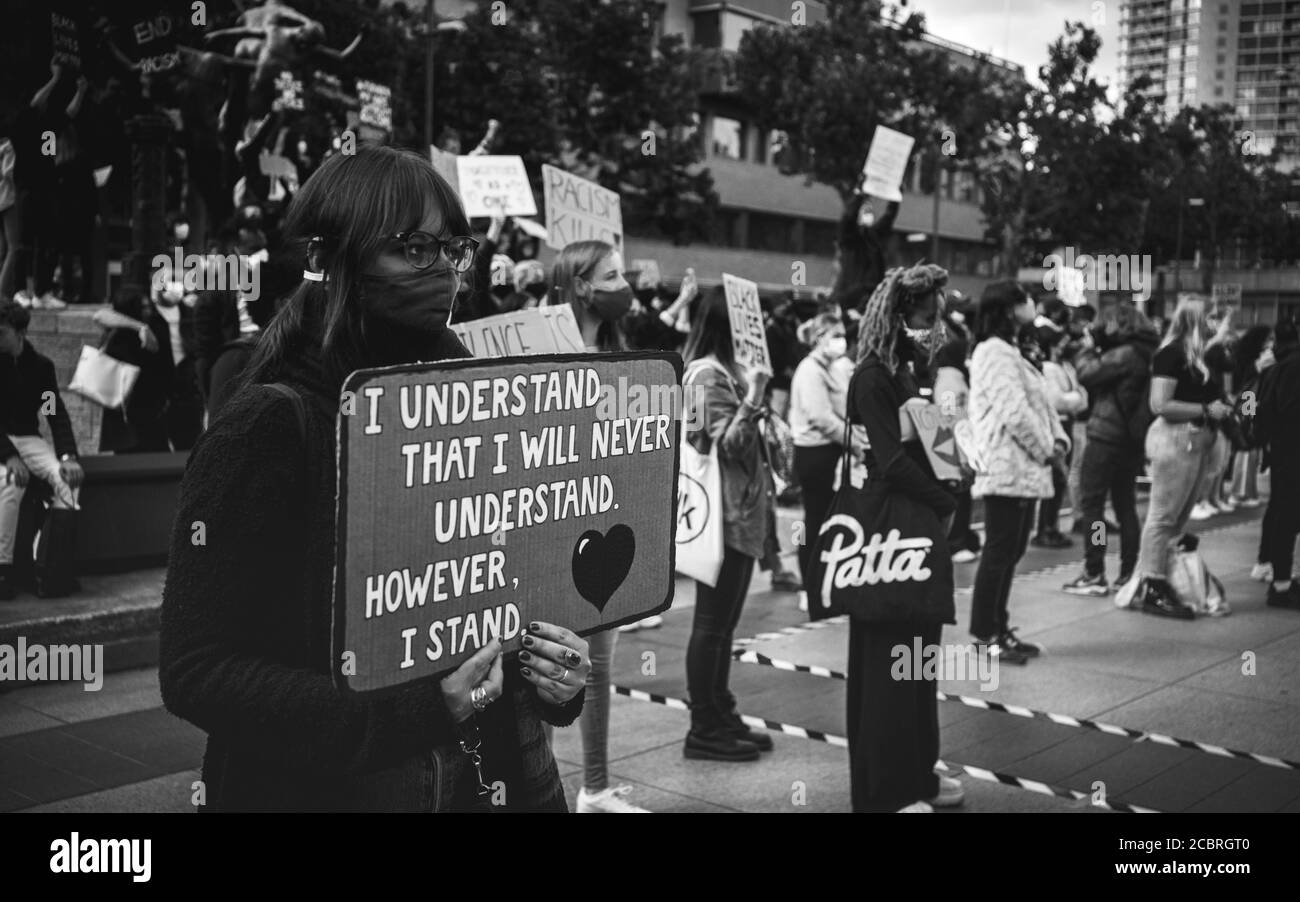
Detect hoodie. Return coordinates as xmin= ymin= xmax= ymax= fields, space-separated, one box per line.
xmin=1072 ymin=319 xmax=1160 ymax=450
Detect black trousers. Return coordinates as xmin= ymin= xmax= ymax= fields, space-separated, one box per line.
xmin=687 ymin=545 xmax=755 ymax=729
xmin=1037 ymin=433 xmax=1072 ymax=535
xmin=847 ymin=619 xmax=941 ymax=812
xmin=1079 ymin=438 xmax=1141 ymax=578
xmin=1263 ymin=460 xmax=1300 ymax=579
xmin=947 ymin=487 xmax=980 ymax=554
xmin=793 ymin=443 xmax=841 ymax=593
xmin=970 ymin=496 xmax=1035 ymax=639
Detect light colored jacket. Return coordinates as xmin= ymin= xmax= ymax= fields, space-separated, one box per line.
xmin=1042 ymin=360 xmax=1088 ymax=418
xmin=969 ymin=337 xmax=1069 ymax=499
xmin=790 ymin=353 xmax=851 ymax=447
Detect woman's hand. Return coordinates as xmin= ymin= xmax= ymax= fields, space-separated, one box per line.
xmin=1206 ymin=400 xmax=1233 ymax=422
xmin=139 ymin=326 xmax=159 ymax=353
xmin=440 ymin=637 xmax=503 ymax=723
xmin=745 ymin=367 xmax=772 ymax=407
xmin=519 ymin=621 xmax=590 ymax=706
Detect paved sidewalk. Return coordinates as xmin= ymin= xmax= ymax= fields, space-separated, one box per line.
xmin=2 ymin=500 xmax=1298 ymax=812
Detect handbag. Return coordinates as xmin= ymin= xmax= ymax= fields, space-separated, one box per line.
xmin=804 ymin=381 xmax=954 ymax=622
xmin=674 ymin=360 xmax=727 ymax=587
xmin=68 ymin=343 xmax=141 ymax=411
xmin=1168 ymin=533 xmax=1229 ymax=617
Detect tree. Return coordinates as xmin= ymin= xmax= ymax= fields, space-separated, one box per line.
xmin=426 ymin=0 xmax=717 ymax=244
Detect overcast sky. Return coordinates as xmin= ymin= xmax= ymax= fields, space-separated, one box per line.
xmin=904 ymin=0 xmax=1122 ymax=88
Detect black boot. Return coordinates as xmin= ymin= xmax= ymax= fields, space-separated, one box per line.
xmin=684 ymin=708 xmax=760 ymax=761
xmin=35 ymin=508 xmax=80 ymax=599
xmin=722 ymin=707 xmax=774 ymax=752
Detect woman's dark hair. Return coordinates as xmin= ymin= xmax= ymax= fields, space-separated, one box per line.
xmin=1235 ymin=324 xmax=1272 ymax=382
xmin=241 ymin=145 xmax=470 ymax=391
xmin=974 ymin=280 xmax=1029 ymax=345
xmin=1274 ymin=318 xmax=1299 ymax=348
xmin=682 ymin=286 xmax=735 ymax=366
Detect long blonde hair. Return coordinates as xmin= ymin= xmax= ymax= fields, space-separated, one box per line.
xmin=548 ymin=240 xmax=624 ymax=351
xmin=1160 ymin=297 xmax=1210 ymax=383
xmin=856 ymin=263 xmax=949 ymax=370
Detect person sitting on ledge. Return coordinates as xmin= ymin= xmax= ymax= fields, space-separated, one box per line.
xmin=0 ymin=300 xmax=84 ymax=599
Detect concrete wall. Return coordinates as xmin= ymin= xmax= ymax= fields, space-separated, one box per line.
xmin=24 ymin=309 xmax=105 ymax=456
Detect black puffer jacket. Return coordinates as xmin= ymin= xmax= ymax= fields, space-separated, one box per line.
xmin=1073 ymin=322 xmax=1160 ymax=450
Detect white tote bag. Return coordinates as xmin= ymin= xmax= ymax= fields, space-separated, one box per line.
xmin=675 ymin=360 xmax=728 ymax=587
xmin=68 ymin=344 xmax=141 ymax=411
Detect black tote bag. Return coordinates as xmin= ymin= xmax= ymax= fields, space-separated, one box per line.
xmin=805 ymin=384 xmax=954 ymax=624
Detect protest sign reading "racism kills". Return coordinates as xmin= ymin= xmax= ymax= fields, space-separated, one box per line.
xmin=542 ymin=164 xmax=622 ymax=250
xmin=334 ymin=353 xmax=682 ymax=694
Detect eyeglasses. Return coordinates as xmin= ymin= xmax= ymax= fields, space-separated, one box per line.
xmin=389 ymin=231 xmax=480 ymax=273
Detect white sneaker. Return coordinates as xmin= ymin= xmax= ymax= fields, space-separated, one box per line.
xmin=927 ymin=775 xmax=965 ymax=808
xmin=618 ymin=614 xmax=663 ymax=633
xmin=896 ymin=801 xmax=933 ymax=813
xmin=798 ymin=591 xmax=808 ymax=613
xmin=1189 ymin=502 xmax=1215 ymax=521
xmin=1251 ymin=562 xmax=1274 ymax=582
xmin=1213 ymin=498 xmax=1237 ymax=514
xmin=13 ymin=290 xmax=36 ymax=307
xmin=576 ymin=784 xmax=650 ymax=813
xmin=952 ymin=549 xmax=979 ymax=564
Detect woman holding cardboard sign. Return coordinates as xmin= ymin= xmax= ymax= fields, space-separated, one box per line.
xmin=160 ymin=146 xmax=591 ymax=812
xmin=681 ymin=287 xmax=777 ymax=763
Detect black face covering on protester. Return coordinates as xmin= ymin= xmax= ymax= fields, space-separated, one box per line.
xmin=588 ymin=285 xmax=634 ymax=322
xmin=634 ymin=288 xmax=657 ymax=305
xmin=525 ymin=283 xmax=548 ymax=301
xmin=359 ymin=267 xmax=459 ymax=363
xmin=491 ymin=284 xmax=513 ymax=301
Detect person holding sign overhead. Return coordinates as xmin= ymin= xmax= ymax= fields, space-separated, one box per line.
xmin=160 ymin=146 xmax=592 ymax=811
xmin=681 ymin=287 xmax=777 ymax=762
xmin=540 ymin=239 xmax=650 ymax=813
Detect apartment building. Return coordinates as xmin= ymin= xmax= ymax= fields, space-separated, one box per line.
xmin=1120 ymin=0 xmax=1300 ymax=169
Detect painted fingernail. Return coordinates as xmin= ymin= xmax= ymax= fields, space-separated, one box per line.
xmin=519 ymin=650 xmax=531 ymax=662
xmin=566 ymin=652 xmax=581 ymax=666
xmin=529 ymin=622 xmax=540 ymax=632
xmin=520 ymin=666 xmax=532 ymax=677
xmin=522 ymin=636 xmax=535 ymax=648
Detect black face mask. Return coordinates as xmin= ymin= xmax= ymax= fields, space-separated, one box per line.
xmin=524 ymin=283 xmax=548 ymax=301
xmin=588 ymin=285 xmax=634 ymax=322
xmin=491 ymin=284 xmax=513 ymax=301
xmin=360 ymin=266 xmax=459 ymax=342
xmin=634 ymin=288 xmax=657 ymax=305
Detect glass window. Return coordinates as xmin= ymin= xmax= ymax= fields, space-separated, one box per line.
xmin=746 ymin=213 xmax=793 ymax=252
xmin=709 ymin=209 xmax=737 ymax=247
xmin=710 ymin=116 xmax=745 ymax=160
xmin=803 ymin=220 xmax=838 ymax=257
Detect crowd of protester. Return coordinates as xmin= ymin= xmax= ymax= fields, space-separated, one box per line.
xmin=3 ymin=141 xmax=1298 ymax=815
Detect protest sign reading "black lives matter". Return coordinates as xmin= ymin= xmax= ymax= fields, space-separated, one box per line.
xmin=334 ymin=353 xmax=682 ymax=694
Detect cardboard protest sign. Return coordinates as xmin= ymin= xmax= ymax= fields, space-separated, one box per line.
xmin=1212 ymin=283 xmax=1242 ymax=306
xmin=451 ymin=307 xmax=584 ymax=358
xmin=722 ymin=274 xmax=772 ymax=373
xmin=50 ymin=10 xmax=81 ymax=70
xmin=118 ymin=3 xmax=181 ymax=74
xmin=906 ymin=404 xmax=969 ymax=481
xmin=860 ymin=125 xmax=915 ymax=202
xmin=429 ymin=145 xmax=461 ymax=195
xmin=334 ymin=353 xmax=682 ymax=694
xmin=542 ymin=164 xmax=622 ymax=250
xmin=357 ymin=79 xmax=392 ymax=132
xmin=456 ymin=156 xmax=537 ymax=218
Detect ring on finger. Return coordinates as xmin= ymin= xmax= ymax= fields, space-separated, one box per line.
xmin=554 ymin=667 xmax=569 ymax=684
xmin=471 ymin=684 xmax=491 ymax=711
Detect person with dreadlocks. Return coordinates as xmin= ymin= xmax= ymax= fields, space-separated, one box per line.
xmin=841 ymin=263 xmax=964 ymax=813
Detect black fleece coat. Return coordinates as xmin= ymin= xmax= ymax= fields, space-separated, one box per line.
xmin=159 ymin=325 xmax=582 ymax=811
xmin=0 ymin=341 xmax=79 ymax=462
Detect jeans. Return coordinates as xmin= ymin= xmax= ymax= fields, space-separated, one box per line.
xmin=1196 ymin=432 xmax=1230 ymax=505
xmin=0 ymin=435 xmax=79 ymax=565
xmin=1137 ymin=418 xmax=1216 ymax=579
xmin=1231 ymin=449 xmax=1260 ymax=500
xmin=793 ymin=443 xmax=841 ymax=593
xmin=1079 ymin=438 xmax=1141 ymax=579
xmin=969 ymin=496 xmax=1035 ymax=640
xmin=542 ymin=628 xmax=617 ymax=792
xmin=1067 ymin=420 xmax=1087 ymax=524
xmin=686 ymin=545 xmax=755 ymax=730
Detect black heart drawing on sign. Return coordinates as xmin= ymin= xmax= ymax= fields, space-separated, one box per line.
xmin=572 ymin=525 xmax=635 ymax=614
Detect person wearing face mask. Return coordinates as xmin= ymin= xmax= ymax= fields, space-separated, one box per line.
xmin=789 ymin=313 xmax=851 ymax=612
xmin=159 ymin=146 xmax=592 ymax=811
xmin=835 ymin=263 xmax=962 ymax=812
xmin=968 ymin=281 xmax=1069 ymax=665
xmin=1252 ymin=319 xmax=1299 ymax=585
xmin=538 ymin=240 xmax=649 ymax=812
xmin=927 ymin=294 xmax=981 ymax=563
